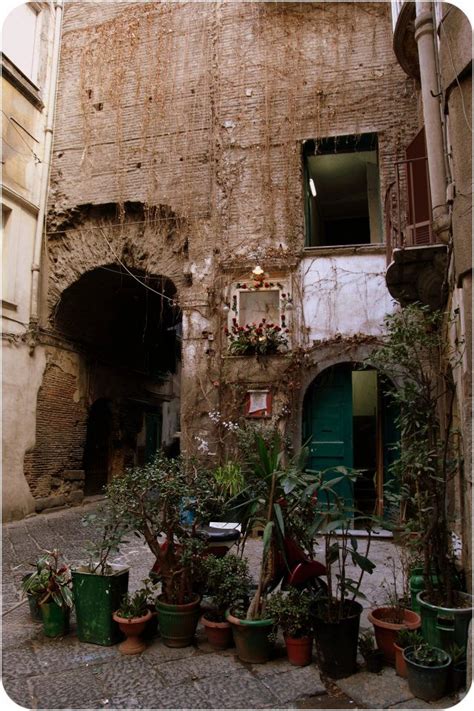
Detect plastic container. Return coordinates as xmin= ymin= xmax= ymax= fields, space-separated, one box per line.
xmin=72 ymin=566 xmax=129 ymax=645
xmin=417 ymin=590 xmax=473 ymax=654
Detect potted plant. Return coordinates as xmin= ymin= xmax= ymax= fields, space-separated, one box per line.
xmin=367 ymin=556 xmax=421 ymax=664
xmin=370 ymin=305 xmax=473 ymax=654
xmin=358 ymin=630 xmax=385 ymax=673
xmin=72 ymin=501 xmax=129 ymax=646
xmin=447 ymin=643 xmax=467 ymax=693
xmin=105 ymin=453 xmax=219 ymax=648
xmin=112 ymin=587 xmax=153 ymax=655
xmin=393 ymin=628 xmax=424 ymax=678
xmin=308 ymin=467 xmax=377 ymax=679
xmin=21 ymin=549 xmax=73 ymax=638
xmin=403 ymin=643 xmax=452 ymax=702
xmin=200 ymin=553 xmax=252 ymax=650
xmin=266 ymin=588 xmax=315 ymax=666
xmin=226 ymin=432 xmax=331 ymax=663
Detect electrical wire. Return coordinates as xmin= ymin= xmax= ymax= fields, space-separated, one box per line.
xmin=1 ymin=110 xmax=42 ymax=162
xmin=439 ymin=20 xmax=472 ymax=133
xmin=96 ymin=227 xmax=177 ymax=304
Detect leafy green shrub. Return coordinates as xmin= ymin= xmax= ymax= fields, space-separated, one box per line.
xmin=265 ymin=589 xmax=314 ymax=638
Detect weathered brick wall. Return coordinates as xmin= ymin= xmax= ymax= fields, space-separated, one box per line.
xmin=49 ymin=1 xmax=419 ymax=259
xmin=39 ymin=1 xmax=421 ymax=487
xmin=23 ymin=357 xmax=88 ymax=510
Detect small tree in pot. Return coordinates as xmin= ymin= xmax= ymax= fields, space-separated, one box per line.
xmin=369 ymin=304 xmax=472 ymax=654
xmin=266 ymin=588 xmax=315 ymax=666
xmin=105 ymin=453 xmax=218 ymax=647
xmin=200 ymin=553 xmax=252 ymax=649
xmin=307 ymin=468 xmax=377 ymax=679
xmin=72 ymin=501 xmax=130 ymax=646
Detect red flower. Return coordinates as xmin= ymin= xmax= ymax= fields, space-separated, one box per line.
xmin=242 ymin=283 xmax=247 ymax=289
xmin=264 ymin=282 xmax=270 ymax=288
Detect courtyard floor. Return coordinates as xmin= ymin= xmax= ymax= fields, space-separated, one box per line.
xmin=1 ymin=500 xmax=467 ymax=709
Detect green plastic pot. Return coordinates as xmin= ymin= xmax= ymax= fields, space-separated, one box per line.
xmin=226 ymin=611 xmax=275 ymax=663
xmin=403 ymin=645 xmax=451 ymax=702
xmin=417 ymin=590 xmax=473 ymax=654
xmin=72 ymin=565 xmax=129 ymax=645
xmin=22 ymin=574 xmax=42 ymax=621
xmin=156 ymin=594 xmax=201 ymax=647
xmin=39 ymin=600 xmax=70 ymax=637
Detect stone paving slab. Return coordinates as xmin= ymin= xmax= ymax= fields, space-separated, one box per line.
xmin=259 ymin=665 xmax=326 ymax=704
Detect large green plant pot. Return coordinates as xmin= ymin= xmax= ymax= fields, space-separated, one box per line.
xmin=226 ymin=611 xmax=275 ymax=663
xmin=313 ymin=600 xmax=363 ymax=679
xmin=40 ymin=600 xmax=70 ymax=637
xmin=403 ymin=645 xmax=451 ymax=702
xmin=156 ymin=594 xmax=201 ymax=647
xmin=72 ymin=566 xmax=129 ymax=646
xmin=417 ymin=590 xmax=473 ymax=654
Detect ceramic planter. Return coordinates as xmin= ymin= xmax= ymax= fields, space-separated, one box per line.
xmin=226 ymin=611 xmax=275 ymax=663
xmin=367 ymin=607 xmax=421 ymax=664
xmin=201 ymin=614 xmax=233 ymax=650
xmin=313 ymin=600 xmax=363 ymax=679
xmin=112 ymin=610 xmax=152 ymax=655
xmin=156 ymin=594 xmax=201 ymax=647
xmin=417 ymin=590 xmax=473 ymax=655
xmin=39 ymin=600 xmax=70 ymax=637
xmin=72 ymin=565 xmax=129 ymax=646
xmin=403 ymin=645 xmax=451 ymax=702
xmin=284 ymin=635 xmax=313 ymax=667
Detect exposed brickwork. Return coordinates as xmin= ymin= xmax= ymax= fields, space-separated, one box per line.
xmin=24 ymin=361 xmax=88 ymax=503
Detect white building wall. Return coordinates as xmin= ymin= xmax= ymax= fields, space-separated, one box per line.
xmin=300 ymin=249 xmax=396 ymax=342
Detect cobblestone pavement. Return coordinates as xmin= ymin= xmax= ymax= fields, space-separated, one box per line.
xmin=1 ymin=501 xmax=465 ymax=710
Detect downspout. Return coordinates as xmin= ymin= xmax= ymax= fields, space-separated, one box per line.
xmin=30 ymin=0 xmax=64 ymax=327
xmin=414 ymin=2 xmax=451 ymax=243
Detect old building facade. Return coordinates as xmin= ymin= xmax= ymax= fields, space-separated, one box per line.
xmin=2 ymin=0 xmax=63 ymax=519
xmin=2 ymin=0 xmax=470 ymax=574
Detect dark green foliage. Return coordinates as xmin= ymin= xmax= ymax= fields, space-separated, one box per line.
xmin=104 ymin=453 xmax=216 ymax=604
xmin=358 ymin=630 xmax=376 ymax=658
xmin=396 ymin=628 xmax=424 ymax=649
xmin=202 ymin=554 xmax=252 ymax=620
xmin=266 ymin=588 xmax=314 ymax=638
xmin=368 ymin=303 xmax=462 ymax=606
xmin=408 ymin=643 xmax=450 ymax=667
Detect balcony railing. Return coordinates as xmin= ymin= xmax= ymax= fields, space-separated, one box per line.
xmin=385 ymin=154 xmax=436 ymax=264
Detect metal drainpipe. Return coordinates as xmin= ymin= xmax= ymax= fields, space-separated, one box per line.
xmin=414 ymin=1 xmax=451 ymax=243
xmin=30 ymin=0 xmax=64 ymax=326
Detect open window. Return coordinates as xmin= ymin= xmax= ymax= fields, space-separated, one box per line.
xmin=304 ymin=133 xmax=383 ymax=248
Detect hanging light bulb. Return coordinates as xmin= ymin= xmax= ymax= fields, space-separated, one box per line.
xmin=252 ymin=265 xmax=264 ymax=278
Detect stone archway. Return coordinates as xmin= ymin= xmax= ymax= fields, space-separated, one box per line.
xmin=25 ymin=263 xmax=182 ymax=508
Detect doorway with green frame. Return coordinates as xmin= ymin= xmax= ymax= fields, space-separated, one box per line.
xmin=302 ymin=363 xmax=399 ymax=523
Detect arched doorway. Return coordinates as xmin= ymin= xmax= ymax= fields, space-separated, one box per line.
xmin=83 ymin=399 xmax=112 ymax=496
xmin=302 ymin=363 xmax=399 ymax=522
xmin=55 ymin=265 xmax=181 ymax=493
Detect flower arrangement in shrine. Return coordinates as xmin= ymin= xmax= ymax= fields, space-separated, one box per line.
xmin=225 ymin=318 xmax=289 ymax=356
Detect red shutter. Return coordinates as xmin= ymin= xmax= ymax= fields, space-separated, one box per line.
xmin=405 ymin=128 xmax=433 ymax=245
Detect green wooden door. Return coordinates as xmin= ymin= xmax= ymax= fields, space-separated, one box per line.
xmin=303 ymin=364 xmax=354 ymax=508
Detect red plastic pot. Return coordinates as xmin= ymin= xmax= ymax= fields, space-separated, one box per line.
xmin=367 ymin=607 xmax=421 ymax=665
xmin=284 ymin=635 xmax=313 ymax=666
xmin=201 ymin=614 xmax=233 ymax=650
xmin=393 ymin=641 xmax=407 ymax=677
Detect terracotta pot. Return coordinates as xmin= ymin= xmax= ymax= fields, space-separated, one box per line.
xmin=393 ymin=641 xmax=407 ymax=677
xmin=284 ymin=635 xmax=313 ymax=667
xmin=367 ymin=607 xmax=421 ymax=665
xmin=112 ymin=610 xmax=152 ymax=655
xmin=201 ymin=614 xmax=233 ymax=650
